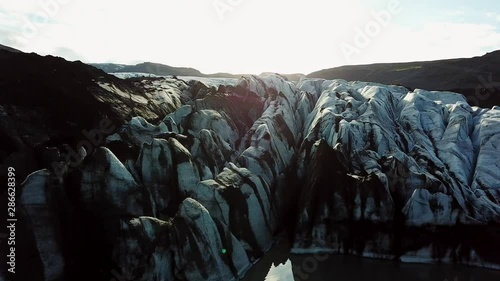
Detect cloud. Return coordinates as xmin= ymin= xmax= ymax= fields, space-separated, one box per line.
xmin=446 ymin=9 xmax=465 ymax=18
xmin=486 ymin=12 xmax=500 ymax=21
xmin=1 ymin=0 xmax=500 ymax=74
xmin=335 ymin=21 xmax=500 ymax=66
xmin=0 ymin=30 xmax=19 ymax=48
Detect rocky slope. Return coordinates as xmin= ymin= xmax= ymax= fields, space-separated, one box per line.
xmin=10 ymin=65 xmax=500 ymax=280
xmin=0 ymin=44 xmax=21 ymax=53
xmin=0 ymin=49 xmax=192 ymax=185
xmin=308 ymin=51 xmax=500 ymax=108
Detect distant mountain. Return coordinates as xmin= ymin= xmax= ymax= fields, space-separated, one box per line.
xmin=89 ymin=63 xmax=128 ymax=73
xmin=261 ymin=72 xmax=306 ymax=82
xmin=121 ymin=62 xmax=204 ymax=77
xmin=90 ymin=62 xmax=204 ymax=77
xmin=308 ymin=51 xmax=500 ymax=108
xmin=92 ymin=51 xmax=500 ymax=107
xmin=0 ymin=44 xmax=21 ymax=53
xmin=90 ymin=62 xmax=305 ymax=81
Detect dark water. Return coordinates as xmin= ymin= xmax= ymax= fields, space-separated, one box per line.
xmin=242 ymin=240 xmax=500 ymax=281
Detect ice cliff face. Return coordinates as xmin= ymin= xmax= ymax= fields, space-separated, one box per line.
xmin=293 ymin=80 xmax=500 ymax=268
xmin=19 ymin=75 xmax=500 ymax=280
xmin=295 ymin=80 xmax=500 ymax=226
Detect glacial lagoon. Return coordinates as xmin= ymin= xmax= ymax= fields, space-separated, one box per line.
xmin=242 ymin=241 xmax=500 ymax=281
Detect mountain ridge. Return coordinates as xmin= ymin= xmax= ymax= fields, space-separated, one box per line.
xmin=87 ymin=49 xmax=500 ymax=108
xmin=307 ymin=50 xmax=500 ymax=108
xmin=90 ymin=61 xmax=306 ymax=81
xmin=0 ymin=43 xmax=21 ymax=53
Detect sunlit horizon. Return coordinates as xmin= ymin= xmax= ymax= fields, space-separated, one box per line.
xmin=2 ymin=0 xmax=500 ymax=74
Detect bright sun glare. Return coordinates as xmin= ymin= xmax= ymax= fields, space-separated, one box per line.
xmin=1 ymin=0 xmax=500 ymax=74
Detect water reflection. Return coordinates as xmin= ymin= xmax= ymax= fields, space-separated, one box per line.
xmin=241 ymin=240 xmax=500 ymax=281
xmin=264 ymin=259 xmax=294 ymax=281
xmin=288 ymin=255 xmax=500 ymax=281
xmin=242 ymin=238 xmax=290 ymax=281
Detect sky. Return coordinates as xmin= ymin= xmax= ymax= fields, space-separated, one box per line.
xmin=1 ymin=0 xmax=500 ymax=74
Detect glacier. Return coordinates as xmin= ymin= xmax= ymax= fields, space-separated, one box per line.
xmin=19 ymin=74 xmax=500 ymax=280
